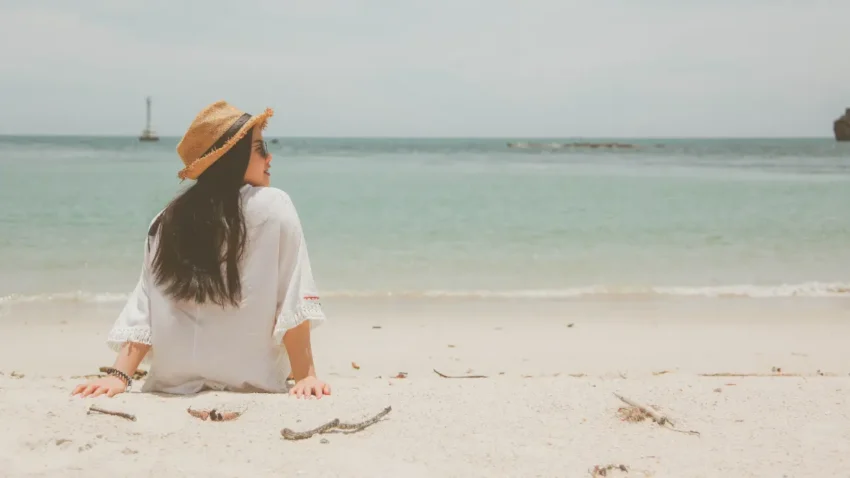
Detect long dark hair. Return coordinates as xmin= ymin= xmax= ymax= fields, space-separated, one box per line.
xmin=149 ymin=126 xmax=253 ymax=308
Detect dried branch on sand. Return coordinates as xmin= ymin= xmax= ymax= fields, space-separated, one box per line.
xmin=433 ymin=369 xmax=488 ymax=379
xmin=187 ymin=407 xmax=243 ymax=422
xmin=281 ymin=406 xmax=392 ymax=441
xmin=87 ymin=405 xmax=136 ymax=422
xmin=613 ymin=393 xmax=700 ymax=436
xmin=698 ymin=372 xmax=834 ymax=377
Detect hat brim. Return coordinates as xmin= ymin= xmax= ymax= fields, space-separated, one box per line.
xmin=177 ymin=108 xmax=274 ymax=180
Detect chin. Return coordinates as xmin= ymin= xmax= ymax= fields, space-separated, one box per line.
xmin=246 ymin=178 xmax=270 ymax=187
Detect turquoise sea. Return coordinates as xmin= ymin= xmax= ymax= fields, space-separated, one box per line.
xmin=1 ymin=136 xmax=849 ymax=305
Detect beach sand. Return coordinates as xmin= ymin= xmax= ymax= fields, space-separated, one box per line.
xmin=1 ymin=298 xmax=849 ymax=477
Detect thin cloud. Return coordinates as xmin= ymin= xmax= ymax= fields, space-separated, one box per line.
xmin=0 ymin=1 xmax=846 ymax=137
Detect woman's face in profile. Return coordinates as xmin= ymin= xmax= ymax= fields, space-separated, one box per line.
xmin=244 ymin=126 xmax=272 ymax=187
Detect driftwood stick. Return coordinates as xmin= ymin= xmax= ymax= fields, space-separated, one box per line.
xmin=433 ymin=369 xmax=488 ymax=379
xmin=613 ymin=393 xmax=700 ymax=436
xmin=697 ymin=372 xmax=824 ymax=377
xmin=87 ymin=405 xmax=136 ymax=422
xmin=281 ymin=406 xmax=392 ymax=440
xmin=334 ymin=406 xmax=392 ymax=433
xmin=282 ymin=419 xmax=341 ymax=440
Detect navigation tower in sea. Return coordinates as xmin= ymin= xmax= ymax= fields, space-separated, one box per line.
xmin=139 ymin=96 xmax=160 ymax=142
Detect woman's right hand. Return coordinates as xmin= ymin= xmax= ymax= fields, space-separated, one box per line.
xmin=72 ymin=376 xmax=127 ymax=398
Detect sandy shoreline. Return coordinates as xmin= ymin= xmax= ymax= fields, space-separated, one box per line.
xmin=2 ymin=298 xmax=849 ymax=476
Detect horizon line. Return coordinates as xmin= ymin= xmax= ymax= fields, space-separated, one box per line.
xmin=0 ymin=134 xmax=838 ymax=140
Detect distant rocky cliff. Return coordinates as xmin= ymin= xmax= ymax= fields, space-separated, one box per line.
xmin=835 ymin=108 xmax=850 ymax=141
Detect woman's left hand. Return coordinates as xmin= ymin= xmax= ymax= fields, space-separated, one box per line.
xmin=289 ymin=376 xmax=331 ymax=399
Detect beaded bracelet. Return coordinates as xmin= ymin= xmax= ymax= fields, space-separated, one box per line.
xmin=102 ymin=367 xmax=133 ymax=389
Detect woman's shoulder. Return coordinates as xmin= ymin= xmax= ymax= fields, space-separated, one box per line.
xmin=241 ymin=185 xmax=299 ymax=227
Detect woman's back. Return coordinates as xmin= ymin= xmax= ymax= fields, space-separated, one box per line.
xmin=74 ymin=100 xmax=331 ymax=400
xmin=109 ymin=184 xmax=325 ymax=394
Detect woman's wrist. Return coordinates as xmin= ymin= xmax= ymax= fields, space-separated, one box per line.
xmin=293 ymin=371 xmax=317 ymax=382
xmin=103 ymin=367 xmax=133 ymax=387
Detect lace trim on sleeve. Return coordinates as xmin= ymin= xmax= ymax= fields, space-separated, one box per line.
xmin=106 ymin=326 xmax=152 ymax=353
xmin=272 ymin=301 xmax=326 ymax=344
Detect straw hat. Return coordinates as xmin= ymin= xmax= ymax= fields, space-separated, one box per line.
xmin=176 ymin=100 xmax=274 ymax=180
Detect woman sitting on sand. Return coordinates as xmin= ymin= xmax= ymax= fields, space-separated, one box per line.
xmin=72 ymin=101 xmax=330 ymax=398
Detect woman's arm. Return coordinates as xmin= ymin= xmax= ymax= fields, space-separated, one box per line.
xmin=73 ymin=218 xmax=157 ymax=398
xmin=268 ymin=190 xmax=330 ymax=398
xmin=283 ymin=320 xmax=330 ymax=398
xmin=72 ymin=342 xmax=151 ymax=397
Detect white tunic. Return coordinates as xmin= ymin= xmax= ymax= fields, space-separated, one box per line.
xmin=106 ymin=185 xmax=326 ymax=395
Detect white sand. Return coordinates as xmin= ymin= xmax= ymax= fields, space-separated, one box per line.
xmin=1 ymin=298 xmax=849 ymax=477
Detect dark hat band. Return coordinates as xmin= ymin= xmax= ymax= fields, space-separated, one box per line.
xmin=202 ymin=113 xmax=252 ymax=156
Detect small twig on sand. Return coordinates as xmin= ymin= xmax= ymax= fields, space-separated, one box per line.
xmin=88 ymin=405 xmax=136 ymax=422
xmin=281 ymin=406 xmax=392 ymax=440
xmin=282 ymin=419 xmax=341 ymax=440
xmin=433 ymin=369 xmax=488 ymax=379
xmin=698 ymin=372 xmax=834 ymax=377
xmin=335 ymin=406 xmax=393 ymax=433
xmin=613 ymin=393 xmax=699 ymax=436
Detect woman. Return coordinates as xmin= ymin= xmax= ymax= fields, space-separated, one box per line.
xmin=72 ymin=100 xmax=330 ymax=398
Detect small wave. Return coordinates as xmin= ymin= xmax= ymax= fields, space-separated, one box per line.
xmin=0 ymin=291 xmax=129 ymax=305
xmin=325 ymin=282 xmax=850 ymax=299
xmin=2 ymin=282 xmax=849 ymax=305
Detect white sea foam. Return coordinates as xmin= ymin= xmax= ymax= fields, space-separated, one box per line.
xmin=2 ymin=282 xmax=849 ymax=306
xmin=0 ymin=291 xmax=130 ymax=305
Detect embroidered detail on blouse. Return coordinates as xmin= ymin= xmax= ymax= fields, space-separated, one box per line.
xmin=297 ymin=301 xmax=325 ymax=320
xmin=273 ymin=301 xmax=326 ymax=344
xmin=106 ymin=326 xmax=152 ymax=352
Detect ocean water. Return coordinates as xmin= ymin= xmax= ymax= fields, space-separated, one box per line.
xmin=1 ymin=136 xmax=849 ymax=306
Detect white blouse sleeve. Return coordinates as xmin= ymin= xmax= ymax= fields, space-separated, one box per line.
xmin=106 ymin=219 xmax=155 ymax=357
xmin=271 ymin=194 xmax=326 ymax=345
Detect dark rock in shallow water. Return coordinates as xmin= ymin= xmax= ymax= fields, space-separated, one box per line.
xmin=506 ymin=142 xmax=637 ymax=150
xmin=834 ymin=108 xmax=850 ymax=142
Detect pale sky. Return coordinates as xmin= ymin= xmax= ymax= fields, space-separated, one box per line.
xmin=0 ymin=1 xmax=846 ymax=137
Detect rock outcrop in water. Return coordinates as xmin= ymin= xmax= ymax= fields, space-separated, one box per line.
xmin=834 ymin=108 xmax=850 ymax=141
xmin=506 ymin=142 xmax=637 ymax=150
